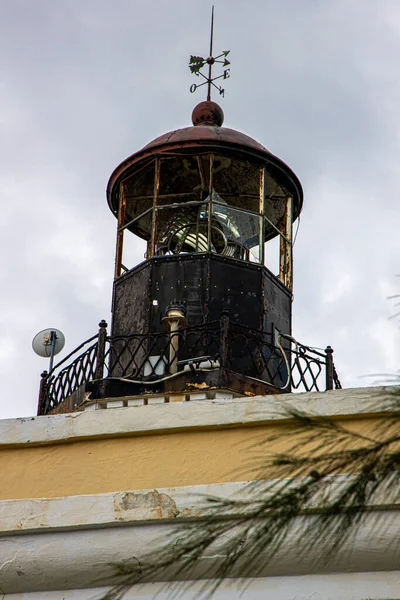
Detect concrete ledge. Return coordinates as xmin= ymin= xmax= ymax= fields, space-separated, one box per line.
xmin=1 ymin=478 xmax=398 ymax=537
xmin=4 ymin=572 xmax=400 ymax=600
xmin=0 ymin=481 xmax=245 ymax=536
xmin=0 ymin=386 xmax=392 ymax=448
xmin=0 ymin=506 xmax=399 ymax=593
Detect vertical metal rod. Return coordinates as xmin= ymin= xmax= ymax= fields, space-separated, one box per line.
xmin=195 ymin=217 xmax=199 ymax=253
xmin=48 ymin=331 xmax=57 ymax=373
xmin=95 ymin=320 xmax=108 ymax=380
xmin=279 ymin=239 xmax=285 ymax=281
xmin=151 ymin=158 xmax=161 ymax=257
xmin=259 ymin=167 xmax=265 ymax=265
xmin=279 ymin=197 xmax=288 ymax=284
xmin=169 ymin=323 xmax=180 ymax=374
xmin=196 ymin=156 xmax=206 ymax=192
xmin=285 ymin=195 xmax=293 ymax=291
xmin=195 ymin=157 xmax=206 ymax=253
xmin=207 ymin=154 xmax=214 ymax=252
xmin=207 ymin=6 xmax=214 ymax=101
xmin=325 ymin=346 xmax=334 ymax=390
xmin=114 ymin=183 xmax=126 ymax=279
xmin=37 ymin=370 xmax=48 ymax=416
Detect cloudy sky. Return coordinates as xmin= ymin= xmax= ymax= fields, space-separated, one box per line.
xmin=0 ymin=0 xmax=399 ymax=419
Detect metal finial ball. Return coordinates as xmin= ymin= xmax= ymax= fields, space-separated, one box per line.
xmin=192 ymin=101 xmax=224 ymax=127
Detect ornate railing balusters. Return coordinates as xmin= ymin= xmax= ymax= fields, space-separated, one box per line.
xmin=37 ymin=318 xmax=341 ymax=415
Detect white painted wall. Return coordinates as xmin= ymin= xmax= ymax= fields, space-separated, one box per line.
xmin=4 ymin=571 xmax=400 ymax=599
xmin=1 ymin=508 xmax=399 ymax=594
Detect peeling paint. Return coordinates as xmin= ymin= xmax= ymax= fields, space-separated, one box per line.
xmin=176 ymin=507 xmax=197 ymax=518
xmin=188 ymin=382 xmax=210 ymax=389
xmin=114 ymin=490 xmax=179 ymax=520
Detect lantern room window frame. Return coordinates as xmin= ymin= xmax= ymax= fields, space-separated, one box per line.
xmin=113 ymin=154 xmax=293 ymax=291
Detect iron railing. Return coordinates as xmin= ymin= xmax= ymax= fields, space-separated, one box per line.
xmin=37 ymin=317 xmax=341 ymax=415
xmin=106 ymin=320 xmax=221 ymax=380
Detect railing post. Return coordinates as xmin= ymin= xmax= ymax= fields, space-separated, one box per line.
xmin=37 ymin=370 xmax=48 ymax=416
xmin=325 ymin=345 xmax=334 ymax=390
xmin=95 ymin=320 xmax=108 ymax=380
xmin=220 ymin=310 xmax=230 ymax=369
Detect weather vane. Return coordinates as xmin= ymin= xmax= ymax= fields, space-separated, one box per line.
xmin=189 ymin=6 xmax=230 ymax=100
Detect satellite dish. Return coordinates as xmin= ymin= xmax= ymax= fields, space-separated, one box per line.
xmin=32 ymin=328 xmax=65 ymax=372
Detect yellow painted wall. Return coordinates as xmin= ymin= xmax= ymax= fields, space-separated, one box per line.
xmin=0 ymin=415 xmax=385 ymax=501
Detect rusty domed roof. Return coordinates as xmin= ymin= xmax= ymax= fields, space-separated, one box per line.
xmin=141 ymin=124 xmax=270 ymax=155
xmin=107 ymin=102 xmax=303 ymax=219
xmin=140 ymin=100 xmax=270 ymax=156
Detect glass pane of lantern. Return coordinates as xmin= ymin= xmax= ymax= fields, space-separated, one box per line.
xmin=211 ymin=203 xmax=262 ymax=263
xmin=121 ymin=232 xmax=148 ymax=272
xmin=154 ymin=203 xmax=210 ymax=255
xmin=264 ymin=229 xmax=280 ymax=276
xmin=124 ymin=203 xmax=153 ymax=240
xmin=212 ymin=156 xmax=260 ymax=214
xmin=124 ymin=161 xmax=155 ymax=240
xmin=158 ymin=155 xmax=211 ymax=205
xmin=264 ymin=174 xmax=288 ymax=241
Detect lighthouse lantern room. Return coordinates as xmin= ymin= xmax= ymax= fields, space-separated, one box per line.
xmin=36 ymin=31 xmax=340 ymax=416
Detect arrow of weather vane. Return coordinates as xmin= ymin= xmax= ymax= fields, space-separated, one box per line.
xmin=188 ymin=7 xmax=231 ymax=101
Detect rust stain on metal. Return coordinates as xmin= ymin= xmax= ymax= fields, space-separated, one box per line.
xmin=114 ymin=182 xmax=127 ymax=279
xmin=151 ymin=157 xmax=161 ymax=257
xmin=259 ymin=166 xmax=266 ymax=264
xmin=285 ymin=194 xmax=293 ymax=291
xmin=187 ymin=382 xmax=210 ymax=389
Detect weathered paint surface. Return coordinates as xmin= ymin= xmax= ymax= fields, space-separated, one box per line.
xmin=0 ymin=387 xmax=391 ymax=501
xmin=0 ymin=387 xmax=384 ymax=447
xmin=0 ymin=478 xmax=397 ymax=537
xmin=0 ymin=416 xmax=390 ymax=501
xmin=0 ymin=387 xmax=398 ymax=596
xmin=0 ymin=509 xmax=399 ymax=593
xmin=114 ymin=490 xmax=179 ymax=520
xmin=0 ymin=423 xmax=289 ymax=499
xmin=3 ymin=571 xmax=400 ymax=599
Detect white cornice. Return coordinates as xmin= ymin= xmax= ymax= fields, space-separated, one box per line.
xmin=0 ymin=386 xmax=393 ymax=448
xmin=0 ymin=498 xmax=399 ymax=593
xmin=1 ymin=479 xmax=399 ymax=537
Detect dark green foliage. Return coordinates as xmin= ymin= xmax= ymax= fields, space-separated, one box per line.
xmin=189 ymin=56 xmax=206 ymax=74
